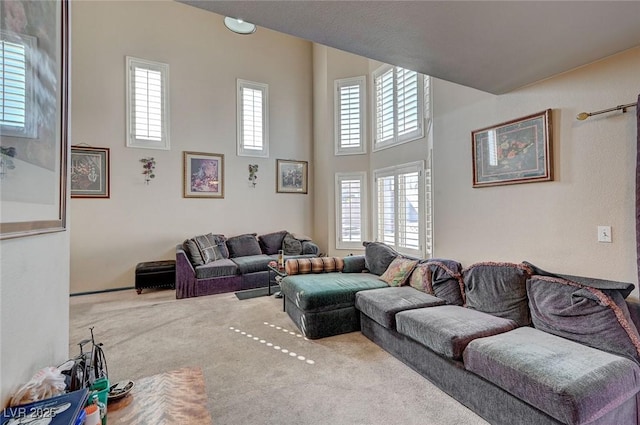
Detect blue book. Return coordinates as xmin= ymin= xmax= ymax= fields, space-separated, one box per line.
xmin=0 ymin=388 xmax=89 ymax=425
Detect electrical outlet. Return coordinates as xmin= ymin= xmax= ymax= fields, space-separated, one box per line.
xmin=597 ymin=226 xmax=612 ymax=243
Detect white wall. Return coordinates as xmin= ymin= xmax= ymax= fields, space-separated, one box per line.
xmin=433 ymin=47 xmax=640 ymax=293
xmin=1 ymin=232 xmax=70 ymax=406
xmin=70 ymin=1 xmax=314 ymax=293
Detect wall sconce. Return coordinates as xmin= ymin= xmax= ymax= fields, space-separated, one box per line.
xmin=248 ymin=164 xmax=258 ymax=187
xmin=140 ymin=157 xmax=156 ymax=184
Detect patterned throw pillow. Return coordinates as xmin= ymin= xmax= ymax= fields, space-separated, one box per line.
xmin=379 ymin=257 xmax=419 ymax=287
xmin=193 ymin=234 xmax=222 ymax=264
xmin=285 ymin=257 xmax=344 ymax=275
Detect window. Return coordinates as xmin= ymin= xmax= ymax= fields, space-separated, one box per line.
xmin=374 ymin=161 xmax=425 ymax=257
xmin=334 ymin=76 xmax=366 ymax=155
xmin=237 ymin=79 xmax=268 ymax=157
xmin=372 ymin=65 xmax=424 ymax=151
xmin=335 ymin=172 xmax=367 ymax=249
xmin=126 ymin=57 xmax=170 ymax=150
xmin=1 ymin=32 xmax=36 ymax=138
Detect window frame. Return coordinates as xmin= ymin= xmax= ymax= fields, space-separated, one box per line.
xmin=0 ymin=31 xmax=37 ymax=139
xmin=335 ymin=171 xmax=368 ymax=250
xmin=237 ymin=79 xmax=269 ymax=158
xmin=372 ymin=64 xmax=424 ymax=152
xmin=373 ymin=161 xmax=426 ymax=257
xmin=334 ymin=76 xmax=366 ymax=155
xmin=125 ymin=56 xmax=170 ymax=150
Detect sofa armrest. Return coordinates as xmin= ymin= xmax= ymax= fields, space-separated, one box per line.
xmin=626 ymin=297 xmax=640 ymax=332
xmin=301 ymin=240 xmax=320 ymax=256
xmin=343 ymin=255 xmax=366 ymax=273
xmin=176 ymin=244 xmax=198 ymax=299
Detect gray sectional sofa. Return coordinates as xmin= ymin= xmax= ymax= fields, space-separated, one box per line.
xmin=281 ymin=241 xmax=640 ymax=425
xmin=175 ymin=231 xmax=319 ymax=299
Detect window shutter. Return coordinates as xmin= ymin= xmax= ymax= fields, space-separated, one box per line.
xmin=237 ymin=79 xmax=268 ymax=157
xmin=396 ymin=68 xmax=419 ymax=139
xmin=335 ymin=172 xmax=367 ymax=249
xmin=398 ymin=170 xmax=420 ymax=250
xmin=376 ymin=175 xmax=395 ymax=246
xmin=335 ymin=76 xmax=366 ymax=155
xmin=132 ymin=66 xmax=163 ymax=142
xmin=126 ymin=57 xmax=169 ymax=150
xmin=375 ymin=68 xmax=395 ymax=145
xmin=1 ymin=33 xmax=36 ymax=138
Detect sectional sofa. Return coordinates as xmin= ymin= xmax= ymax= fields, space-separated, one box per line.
xmin=280 ymin=242 xmax=640 ymax=425
xmin=175 ymin=231 xmax=319 ymax=299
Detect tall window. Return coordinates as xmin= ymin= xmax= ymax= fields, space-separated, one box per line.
xmin=373 ymin=65 xmax=424 ymax=151
xmin=334 ymin=76 xmax=366 ymax=155
xmin=1 ymin=32 xmax=36 ymax=138
xmin=335 ymin=172 xmax=367 ymax=249
xmin=237 ymin=79 xmax=268 ymax=157
xmin=374 ymin=161 xmax=425 ymax=256
xmin=126 ymin=57 xmax=170 ymax=150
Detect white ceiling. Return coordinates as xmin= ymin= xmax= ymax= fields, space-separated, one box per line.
xmin=176 ymin=1 xmax=640 ymax=94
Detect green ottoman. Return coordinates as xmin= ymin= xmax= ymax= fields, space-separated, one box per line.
xmin=280 ymin=272 xmax=388 ymax=339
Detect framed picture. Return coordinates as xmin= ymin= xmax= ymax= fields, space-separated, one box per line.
xmin=0 ymin=0 xmax=69 ymax=239
xmin=472 ymin=109 xmax=552 ymax=188
xmin=276 ymin=159 xmax=308 ymax=194
xmin=183 ymin=151 xmax=224 ymax=198
xmin=70 ymin=147 xmax=110 ymax=198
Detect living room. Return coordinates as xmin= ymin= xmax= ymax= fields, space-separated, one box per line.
xmin=2 ymin=0 xmax=640 ymax=421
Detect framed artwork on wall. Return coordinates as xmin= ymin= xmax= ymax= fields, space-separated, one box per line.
xmin=276 ymin=159 xmax=308 ymax=194
xmin=183 ymin=151 xmax=224 ymax=198
xmin=0 ymin=0 xmax=69 ymax=239
xmin=472 ymin=109 xmax=553 ymax=188
xmin=70 ymin=146 xmax=110 ymax=198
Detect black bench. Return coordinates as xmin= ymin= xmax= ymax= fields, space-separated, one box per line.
xmin=135 ymin=260 xmax=176 ymax=294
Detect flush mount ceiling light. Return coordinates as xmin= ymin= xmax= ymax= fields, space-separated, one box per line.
xmin=224 ymin=16 xmax=256 ymax=35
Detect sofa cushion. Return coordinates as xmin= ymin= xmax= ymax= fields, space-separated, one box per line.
xmin=230 ymin=254 xmax=272 ymax=274
xmin=379 ymin=257 xmax=418 ymax=287
xmin=409 ymin=259 xmax=465 ymax=306
xmin=355 ymin=287 xmax=446 ymax=329
xmin=527 ymin=275 xmax=640 ymax=364
xmin=280 ymin=273 xmax=388 ymax=312
xmin=342 ymin=255 xmax=366 ymax=273
xmin=463 ymin=262 xmax=532 ymax=327
xmin=282 ymin=233 xmax=302 ymax=255
xmin=285 ymin=257 xmax=344 ymax=275
xmin=396 ymin=305 xmax=518 ymax=360
xmin=464 ymin=326 xmax=640 ymax=425
xmin=183 ymin=238 xmax=205 ymax=266
xmin=226 ymin=233 xmax=262 ymax=258
xmin=301 ymin=240 xmax=320 ymax=255
xmin=258 ymin=230 xmax=288 ymax=255
xmin=194 ymin=259 xmax=239 ymax=279
xmin=363 ymin=241 xmax=400 ymax=276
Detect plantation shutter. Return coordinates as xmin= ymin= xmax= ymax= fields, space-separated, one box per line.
xmin=132 ymin=66 xmax=163 ymax=142
xmin=375 ymin=67 xmax=395 ymax=145
xmin=396 ymin=68 xmax=420 ymax=141
xmin=0 ymin=39 xmax=26 ymax=129
xmin=377 ymin=175 xmax=396 ymax=245
xmin=340 ymin=178 xmax=362 ymax=242
xmin=398 ymin=170 xmax=420 ymax=250
xmin=335 ymin=76 xmax=365 ymax=154
xmin=241 ymin=85 xmax=264 ymax=151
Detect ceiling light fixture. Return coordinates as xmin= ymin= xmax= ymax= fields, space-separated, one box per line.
xmin=224 ymin=16 xmax=256 ymax=35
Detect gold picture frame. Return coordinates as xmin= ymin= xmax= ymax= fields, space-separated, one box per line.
xmin=276 ymin=159 xmax=308 ymax=194
xmin=183 ymin=151 xmax=224 ymax=198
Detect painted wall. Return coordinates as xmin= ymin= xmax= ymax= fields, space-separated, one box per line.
xmin=1 ymin=233 xmax=70 ymax=406
xmin=70 ymin=1 xmax=313 ymax=293
xmin=433 ymin=47 xmax=640 ymax=294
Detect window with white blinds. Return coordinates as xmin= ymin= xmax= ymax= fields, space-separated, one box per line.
xmin=373 ymin=65 xmax=424 ymax=151
xmin=335 ymin=172 xmax=367 ymax=249
xmin=334 ymin=76 xmax=366 ymax=155
xmin=126 ymin=57 xmax=170 ymax=150
xmin=237 ymin=79 xmax=269 ymax=157
xmin=1 ymin=32 xmax=36 ymax=138
xmin=374 ymin=161 xmax=425 ymax=257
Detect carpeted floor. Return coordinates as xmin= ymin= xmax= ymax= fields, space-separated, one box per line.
xmin=69 ymin=289 xmax=489 ymax=425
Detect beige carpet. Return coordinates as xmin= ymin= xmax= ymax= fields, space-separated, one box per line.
xmin=69 ymin=289 xmax=489 ymax=425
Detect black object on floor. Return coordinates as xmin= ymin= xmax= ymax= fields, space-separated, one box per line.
xmin=235 ymin=285 xmax=280 ymax=300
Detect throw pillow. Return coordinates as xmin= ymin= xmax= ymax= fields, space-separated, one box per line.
xmin=343 ymin=255 xmax=366 ymax=273
xmin=226 ymin=233 xmax=262 ymax=258
xmin=409 ymin=259 xmax=465 ymax=306
xmin=212 ymin=234 xmax=229 ymax=259
xmin=258 ymin=230 xmax=288 ymax=255
xmin=363 ymin=241 xmax=400 ymax=276
xmin=528 ymin=275 xmax=640 ymax=364
xmin=193 ymin=234 xmax=222 ymax=264
xmin=379 ymin=257 xmax=419 ymax=287
xmin=282 ymin=233 xmax=303 ymax=255
xmin=183 ymin=238 xmax=205 ymax=266
xmin=285 ymin=257 xmax=344 ymax=275
xmin=463 ymin=262 xmax=533 ymax=327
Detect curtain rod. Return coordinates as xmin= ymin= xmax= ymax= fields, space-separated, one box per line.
xmin=576 ymin=102 xmax=637 ymax=121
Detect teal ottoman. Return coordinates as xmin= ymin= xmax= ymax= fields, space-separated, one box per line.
xmin=280 ymin=272 xmax=388 ymax=339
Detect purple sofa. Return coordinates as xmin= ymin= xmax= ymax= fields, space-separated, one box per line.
xmin=176 ymin=231 xmax=319 ymax=299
